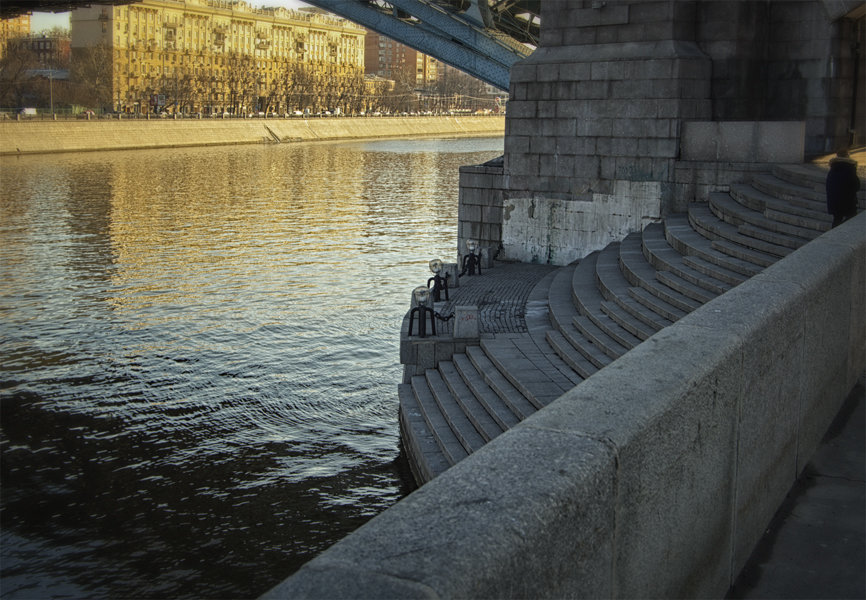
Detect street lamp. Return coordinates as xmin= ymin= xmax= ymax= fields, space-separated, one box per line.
xmin=427 ymin=258 xmax=449 ymax=302
xmin=461 ymin=239 xmax=481 ymax=277
xmin=408 ymin=286 xmax=436 ymax=338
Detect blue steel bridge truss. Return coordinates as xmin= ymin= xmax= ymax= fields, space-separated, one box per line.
xmin=302 ymin=0 xmax=539 ymax=90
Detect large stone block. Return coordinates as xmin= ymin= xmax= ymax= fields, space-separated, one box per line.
xmin=680 ymin=121 xmax=805 ymax=163
xmin=677 ymin=275 xmax=810 ymax=578
xmin=527 ymin=323 xmax=740 ymax=598
xmin=263 ymin=427 xmax=617 ymax=599
xmin=757 ymin=219 xmax=865 ymax=471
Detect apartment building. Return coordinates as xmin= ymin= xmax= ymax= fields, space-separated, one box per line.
xmin=70 ymin=0 xmax=365 ymax=115
xmin=363 ymin=27 xmax=437 ymax=89
xmin=1 ymin=13 xmax=31 ymax=60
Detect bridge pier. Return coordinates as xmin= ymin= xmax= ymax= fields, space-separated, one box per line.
xmin=458 ymin=0 xmax=864 ymax=266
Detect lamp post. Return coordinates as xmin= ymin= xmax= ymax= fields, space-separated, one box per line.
xmin=408 ymin=286 xmax=436 ymax=338
xmin=427 ymin=258 xmax=449 ymax=302
xmin=461 ymin=239 xmax=481 ymax=277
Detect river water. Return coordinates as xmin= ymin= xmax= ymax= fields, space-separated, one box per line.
xmin=0 ymin=137 xmax=503 ymax=599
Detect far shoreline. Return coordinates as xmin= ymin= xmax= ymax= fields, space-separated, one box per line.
xmin=0 ymin=114 xmax=505 ymax=157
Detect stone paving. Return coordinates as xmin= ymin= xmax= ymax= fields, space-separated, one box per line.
xmin=436 ymin=262 xmax=557 ymax=334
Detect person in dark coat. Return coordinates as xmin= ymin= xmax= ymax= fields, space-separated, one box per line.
xmin=826 ymin=149 xmax=861 ymax=227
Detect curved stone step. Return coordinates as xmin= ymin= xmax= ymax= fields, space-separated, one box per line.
xmin=710 ymin=239 xmax=779 ymax=268
xmin=595 ymin=242 xmax=674 ymax=331
xmin=399 ymin=383 xmax=451 ymax=482
xmin=410 ymin=375 xmax=469 ymax=466
xmin=480 ymin=337 xmax=573 ymax=409
xmin=664 ymin=215 xmax=763 ymax=277
xmin=731 ymin=181 xmax=831 ymax=229
xmin=681 ymin=254 xmax=748 ymax=287
xmin=525 ymin=268 xmax=561 ymax=340
xmin=547 ymin=263 xmax=580 ymax=336
xmin=452 ymin=353 xmax=521 ymax=431
xmin=599 ymin=299 xmax=658 ymax=341
xmin=772 ymin=163 xmax=827 ymax=192
xmin=769 ymin=165 xmax=865 ymax=205
xmin=571 ymin=252 xmax=643 ymax=349
xmin=655 ymin=270 xmax=718 ymax=304
xmin=543 ymin=252 xmax=619 ymax=369
xmin=689 ymin=203 xmax=793 ymax=259
xmin=628 ymin=285 xmax=689 ymax=323
xmin=572 ymin=314 xmax=630 ymax=358
xmin=709 ymin=192 xmax=820 ymax=244
xmin=737 ymin=222 xmax=812 ymax=250
xmin=545 ymin=329 xmax=598 ymax=379
xmin=750 ymin=172 xmax=827 ymax=205
xmin=465 ymin=345 xmax=537 ymax=420
xmin=438 ymin=361 xmax=504 ymax=443
xmin=642 ymin=222 xmax=731 ymax=295
xmin=555 ymin=315 xmax=614 ymax=370
xmin=619 ymin=233 xmax=702 ymax=313
xmin=425 ymin=369 xmax=488 ymax=454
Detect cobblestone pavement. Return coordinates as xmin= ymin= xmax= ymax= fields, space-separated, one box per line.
xmin=436 ymin=262 xmax=558 ymax=334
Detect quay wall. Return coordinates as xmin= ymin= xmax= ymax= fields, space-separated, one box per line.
xmin=0 ymin=115 xmax=504 ymax=156
xmin=262 ymin=213 xmax=865 ymax=599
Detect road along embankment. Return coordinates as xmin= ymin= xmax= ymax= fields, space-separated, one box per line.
xmin=0 ymin=115 xmax=504 ymax=155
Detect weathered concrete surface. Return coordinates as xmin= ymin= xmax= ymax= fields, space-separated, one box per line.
xmin=261 ymin=213 xmax=865 ymax=598
xmin=0 ymin=116 xmax=504 ymax=156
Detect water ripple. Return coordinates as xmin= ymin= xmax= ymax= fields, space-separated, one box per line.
xmin=0 ymin=137 xmax=502 ymax=599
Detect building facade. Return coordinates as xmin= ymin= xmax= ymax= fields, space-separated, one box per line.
xmin=363 ymin=28 xmax=438 ymax=89
xmin=0 ymin=13 xmax=31 ymax=60
xmin=70 ymin=0 xmax=365 ymax=115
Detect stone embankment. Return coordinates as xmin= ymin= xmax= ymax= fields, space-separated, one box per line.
xmin=262 ymin=159 xmax=865 ymax=598
xmin=0 ymin=115 xmax=504 ymax=156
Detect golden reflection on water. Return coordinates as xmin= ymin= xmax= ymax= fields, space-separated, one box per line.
xmin=97 ymin=142 xmax=463 ymax=320
xmin=0 ymin=137 xmax=503 ymax=599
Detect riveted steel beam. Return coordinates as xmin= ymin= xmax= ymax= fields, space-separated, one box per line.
xmin=304 ymin=0 xmax=525 ymax=90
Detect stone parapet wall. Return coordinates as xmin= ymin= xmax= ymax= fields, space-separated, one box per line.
xmin=0 ymin=116 xmax=504 ymax=156
xmin=261 ymin=213 xmax=865 ymax=599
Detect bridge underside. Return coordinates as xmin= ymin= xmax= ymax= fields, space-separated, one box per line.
xmin=304 ymin=0 xmax=538 ymax=90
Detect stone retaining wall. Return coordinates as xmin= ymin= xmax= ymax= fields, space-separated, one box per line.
xmin=261 ymin=212 xmax=865 ymax=599
xmin=0 ymin=116 xmax=504 ymax=155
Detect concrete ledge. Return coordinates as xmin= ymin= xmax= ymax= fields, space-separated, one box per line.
xmin=262 ymin=213 xmax=865 ymax=599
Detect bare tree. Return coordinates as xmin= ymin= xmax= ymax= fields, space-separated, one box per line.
xmin=0 ymin=38 xmax=40 ymax=107
xmin=225 ymin=52 xmax=256 ymax=114
xmin=70 ymin=42 xmax=114 ymax=110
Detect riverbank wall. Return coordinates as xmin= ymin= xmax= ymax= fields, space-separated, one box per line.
xmin=261 ymin=212 xmax=865 ymax=599
xmin=0 ymin=115 xmax=504 ymax=156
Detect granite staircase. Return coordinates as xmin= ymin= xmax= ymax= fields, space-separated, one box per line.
xmin=399 ymin=163 xmax=856 ymax=486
